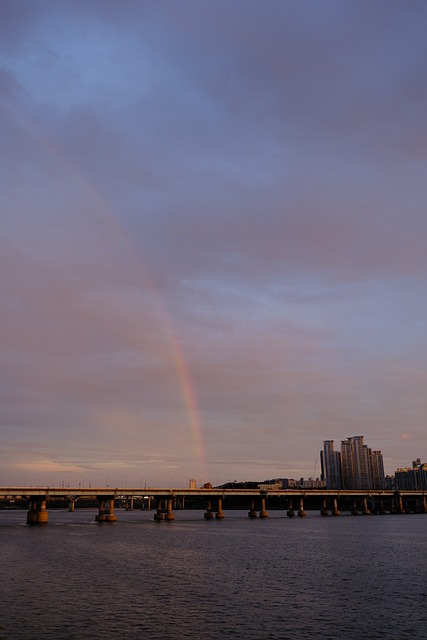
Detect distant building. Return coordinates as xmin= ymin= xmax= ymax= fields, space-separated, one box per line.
xmin=302 ymin=477 xmax=326 ymax=489
xmin=258 ymin=481 xmax=282 ymax=491
xmin=279 ymin=478 xmax=298 ymax=489
xmin=320 ymin=440 xmax=342 ymax=489
xmin=341 ymin=436 xmax=373 ymax=490
xmin=371 ymin=450 xmax=385 ymax=489
xmin=395 ymin=459 xmax=427 ymax=491
xmin=320 ymin=435 xmax=385 ymax=490
xmin=384 ymin=475 xmax=395 ymax=490
xmin=188 ymin=478 xmax=197 ymax=489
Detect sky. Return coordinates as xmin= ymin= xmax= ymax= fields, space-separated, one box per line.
xmin=1 ymin=0 xmax=427 ymax=489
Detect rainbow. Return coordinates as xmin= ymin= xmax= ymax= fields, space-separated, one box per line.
xmin=7 ymin=104 xmax=206 ymax=468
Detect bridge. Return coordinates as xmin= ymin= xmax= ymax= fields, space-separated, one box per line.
xmin=1 ymin=486 xmax=426 ymax=524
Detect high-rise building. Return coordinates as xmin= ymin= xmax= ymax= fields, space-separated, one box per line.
xmin=371 ymin=450 xmax=385 ymax=489
xmin=395 ymin=460 xmax=427 ymax=491
xmin=340 ymin=435 xmax=374 ymax=490
xmin=321 ymin=435 xmax=385 ymax=490
xmin=320 ymin=440 xmax=342 ymax=489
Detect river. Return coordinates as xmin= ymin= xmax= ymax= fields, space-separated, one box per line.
xmin=0 ymin=509 xmax=426 ymax=639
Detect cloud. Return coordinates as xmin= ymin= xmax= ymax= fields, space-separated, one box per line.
xmin=1 ymin=1 xmax=427 ymax=485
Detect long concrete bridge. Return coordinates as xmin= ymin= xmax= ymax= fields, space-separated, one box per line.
xmin=1 ymin=486 xmax=426 ymax=524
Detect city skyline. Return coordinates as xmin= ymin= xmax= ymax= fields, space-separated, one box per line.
xmin=321 ymin=435 xmax=385 ymax=491
xmin=1 ymin=1 xmax=427 ymax=487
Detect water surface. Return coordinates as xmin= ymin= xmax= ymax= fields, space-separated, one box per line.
xmin=1 ymin=509 xmax=426 ymax=639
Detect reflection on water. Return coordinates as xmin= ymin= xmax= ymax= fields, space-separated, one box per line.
xmin=0 ymin=509 xmax=426 ymax=639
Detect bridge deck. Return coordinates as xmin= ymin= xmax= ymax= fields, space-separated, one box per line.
xmin=0 ymin=487 xmax=424 ymax=499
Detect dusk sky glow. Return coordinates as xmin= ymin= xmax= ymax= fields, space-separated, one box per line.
xmin=1 ymin=1 xmax=427 ymax=487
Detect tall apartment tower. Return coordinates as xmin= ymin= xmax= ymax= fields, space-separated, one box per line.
xmin=340 ymin=435 xmax=385 ymax=490
xmin=320 ymin=440 xmax=342 ymax=489
xmin=321 ymin=435 xmax=385 ymax=490
xmin=340 ymin=436 xmax=371 ymax=489
xmin=370 ymin=450 xmax=385 ymax=489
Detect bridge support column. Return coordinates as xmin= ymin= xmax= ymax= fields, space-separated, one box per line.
xmin=204 ymin=500 xmax=214 ymax=519
xmin=154 ymin=500 xmax=164 ymax=521
xmin=105 ymin=498 xmax=116 ymax=522
xmin=332 ymin=497 xmax=340 ymax=516
xmin=320 ymin=499 xmax=328 ymax=516
xmin=351 ymin=499 xmax=358 ymax=515
xmin=38 ymin=498 xmax=48 ymax=524
xmin=298 ymin=497 xmax=306 ymax=517
xmin=422 ymin=495 xmax=427 ymax=513
xmin=248 ymin=499 xmax=257 ymax=518
xmin=259 ymin=497 xmax=268 ymax=518
xmin=27 ymin=499 xmax=37 ymax=524
xmin=27 ymin=498 xmax=49 ymax=525
xmin=165 ymin=499 xmax=175 ymax=521
xmin=395 ymin=493 xmax=404 ymax=514
xmin=216 ymin=498 xmax=225 ymax=519
xmin=129 ymin=496 xmax=134 ymax=511
xmin=287 ymin=499 xmax=295 ymax=517
xmin=95 ymin=498 xmax=106 ymax=522
xmin=68 ymin=500 xmax=75 ymax=512
xmin=362 ymin=497 xmax=370 ymax=515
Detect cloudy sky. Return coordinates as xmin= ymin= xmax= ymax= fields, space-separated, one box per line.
xmin=1 ymin=0 xmax=427 ymax=488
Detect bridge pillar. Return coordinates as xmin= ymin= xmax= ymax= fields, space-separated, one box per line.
xmin=95 ymin=498 xmax=106 ymax=522
xmin=395 ymin=493 xmax=404 ymax=514
xmin=68 ymin=500 xmax=75 ymax=512
xmin=216 ymin=498 xmax=225 ymax=519
xmin=27 ymin=498 xmax=49 ymax=525
xmin=165 ymin=499 xmax=175 ymax=521
xmin=105 ymin=498 xmax=116 ymax=522
xmin=351 ymin=499 xmax=358 ymax=515
xmin=128 ymin=496 xmax=134 ymax=511
xmin=320 ymin=499 xmax=328 ymax=516
xmin=287 ymin=499 xmax=295 ymax=517
xmin=259 ymin=497 xmax=268 ymax=518
xmin=27 ymin=499 xmax=37 ymax=524
xmin=154 ymin=500 xmax=164 ymax=521
xmin=248 ymin=499 xmax=257 ymax=518
xmin=422 ymin=495 xmax=427 ymax=513
xmin=204 ymin=500 xmax=214 ymax=519
xmin=37 ymin=498 xmax=48 ymax=524
xmin=362 ymin=497 xmax=370 ymax=515
xmin=332 ymin=497 xmax=340 ymax=516
xmin=378 ymin=499 xmax=386 ymax=515
xmin=298 ymin=497 xmax=306 ymax=517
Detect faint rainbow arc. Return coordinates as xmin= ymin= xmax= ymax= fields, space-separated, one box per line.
xmin=9 ymin=106 xmax=206 ymax=469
